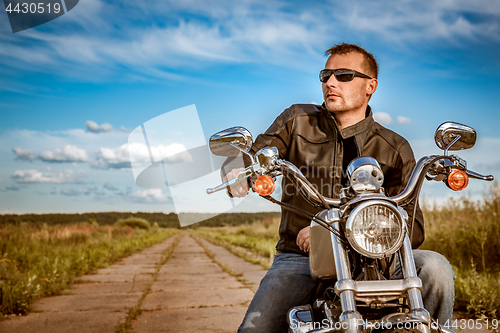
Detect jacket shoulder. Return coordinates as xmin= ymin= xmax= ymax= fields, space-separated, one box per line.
xmin=276 ymin=104 xmax=324 ymax=123
xmin=368 ymin=121 xmax=415 ymax=162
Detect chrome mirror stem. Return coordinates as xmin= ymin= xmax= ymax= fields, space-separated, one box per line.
xmin=443 ymin=134 xmax=461 ymax=156
xmin=229 ymin=142 xmax=256 ymax=164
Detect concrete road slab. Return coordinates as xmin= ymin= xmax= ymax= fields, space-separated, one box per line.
xmin=0 ymin=311 xmax=126 ymax=333
xmin=151 ymin=277 xmax=242 ymax=292
xmin=158 ymin=265 xmax=223 ymax=275
xmin=133 ymin=305 xmax=248 ymax=333
xmin=141 ymin=288 xmax=254 ymax=310
xmin=155 ymin=272 xmax=235 ymax=282
xmin=78 ymin=273 xmax=152 ymax=283
xmin=97 ymin=266 xmax=157 ymax=275
xmin=195 ymin=237 xmax=267 ymax=291
xmin=63 ymin=282 xmax=149 ymax=295
xmin=31 ymin=293 xmax=142 ymax=312
xmin=118 ymin=258 xmax=159 ymax=265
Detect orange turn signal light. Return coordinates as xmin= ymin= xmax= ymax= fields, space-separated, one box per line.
xmin=447 ymin=170 xmax=469 ymax=191
xmin=254 ymin=175 xmax=275 ymax=196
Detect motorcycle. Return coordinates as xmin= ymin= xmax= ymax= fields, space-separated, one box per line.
xmin=206 ymin=122 xmax=494 ymax=333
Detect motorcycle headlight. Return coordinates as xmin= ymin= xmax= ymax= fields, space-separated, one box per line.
xmin=345 ymin=200 xmax=406 ymax=259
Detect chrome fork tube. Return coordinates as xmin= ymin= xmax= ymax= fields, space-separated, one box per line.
xmin=331 ymin=222 xmax=363 ymax=333
xmin=400 ymin=234 xmax=431 ymax=323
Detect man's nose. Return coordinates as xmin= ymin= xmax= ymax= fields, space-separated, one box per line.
xmin=325 ymin=74 xmax=338 ymax=87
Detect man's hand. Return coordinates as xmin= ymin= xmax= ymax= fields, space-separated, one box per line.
xmin=296 ymin=226 xmax=310 ymax=252
xmin=223 ymin=167 xmax=249 ymax=198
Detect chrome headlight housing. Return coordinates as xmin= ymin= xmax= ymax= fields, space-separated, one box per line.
xmin=347 ymin=157 xmax=384 ymax=194
xmin=345 ymin=200 xmax=406 ymax=258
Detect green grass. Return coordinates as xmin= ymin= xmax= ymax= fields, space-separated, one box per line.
xmin=114 ymin=217 xmax=151 ymax=230
xmin=194 ymin=216 xmax=280 ymax=269
xmin=0 ymin=223 xmax=179 ymax=317
xmin=421 ymin=181 xmax=500 ymax=319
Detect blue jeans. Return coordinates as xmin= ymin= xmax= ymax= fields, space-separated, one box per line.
xmin=238 ymin=250 xmax=455 ymax=333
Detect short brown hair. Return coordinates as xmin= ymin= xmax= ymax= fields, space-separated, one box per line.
xmin=324 ymin=43 xmax=378 ymax=78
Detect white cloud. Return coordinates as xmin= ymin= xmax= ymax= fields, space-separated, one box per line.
xmin=12 ymin=147 xmax=35 ymax=161
xmin=374 ymin=112 xmax=393 ymax=125
xmin=93 ymin=144 xmax=132 ymax=170
xmin=38 ymin=145 xmax=89 ymax=163
xmin=12 ymin=169 xmax=86 ymax=184
xmin=85 ymin=120 xmax=114 ymax=133
xmin=397 ymin=116 xmax=412 ymax=125
xmin=94 ymin=142 xmax=193 ymax=170
xmin=128 ymin=189 xmax=171 ymax=203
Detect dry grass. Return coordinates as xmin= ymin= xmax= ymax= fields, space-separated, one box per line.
xmin=0 ymin=223 xmax=179 ymax=317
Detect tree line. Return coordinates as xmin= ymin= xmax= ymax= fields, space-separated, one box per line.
xmin=0 ymin=211 xmax=281 ymax=228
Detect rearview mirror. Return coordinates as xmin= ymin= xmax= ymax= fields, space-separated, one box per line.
xmin=209 ymin=127 xmax=253 ymax=156
xmin=434 ymin=122 xmax=476 ymax=151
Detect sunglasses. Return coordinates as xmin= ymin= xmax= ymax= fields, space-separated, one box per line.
xmin=319 ymin=68 xmax=372 ymax=83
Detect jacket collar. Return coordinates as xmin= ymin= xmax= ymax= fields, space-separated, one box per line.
xmin=339 ymin=106 xmax=374 ymax=140
xmin=320 ymin=103 xmax=375 ymax=139
xmin=320 ymin=104 xmax=374 ymax=154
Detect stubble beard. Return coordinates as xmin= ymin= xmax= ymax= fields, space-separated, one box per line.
xmin=324 ymin=90 xmax=366 ymax=114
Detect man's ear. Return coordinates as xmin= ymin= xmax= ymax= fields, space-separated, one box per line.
xmin=366 ymin=78 xmax=378 ymax=97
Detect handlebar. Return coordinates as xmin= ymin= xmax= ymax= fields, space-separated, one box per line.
xmin=207 ymin=150 xmax=494 ymax=209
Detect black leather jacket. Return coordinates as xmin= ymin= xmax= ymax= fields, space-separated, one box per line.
xmin=224 ymin=104 xmax=424 ymax=254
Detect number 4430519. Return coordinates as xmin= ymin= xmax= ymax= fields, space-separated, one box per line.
xmin=5 ymin=2 xmax=62 ymax=14
xmin=444 ymin=319 xmax=499 ymax=330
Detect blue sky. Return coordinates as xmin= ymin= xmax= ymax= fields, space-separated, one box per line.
xmin=1 ymin=0 xmax=499 ymax=216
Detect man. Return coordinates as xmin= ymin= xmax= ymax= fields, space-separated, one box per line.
xmin=223 ymin=43 xmax=454 ymax=333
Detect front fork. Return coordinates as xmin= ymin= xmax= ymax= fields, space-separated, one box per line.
xmin=331 ymin=221 xmax=431 ymax=333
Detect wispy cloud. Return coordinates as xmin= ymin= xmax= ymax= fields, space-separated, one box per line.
xmin=13 ymin=145 xmax=88 ymax=163
xmin=38 ymin=145 xmax=89 ymax=163
xmin=374 ymin=112 xmax=393 ymax=126
xmin=397 ymin=116 xmax=412 ymax=125
xmin=128 ymin=189 xmax=171 ymax=203
xmin=0 ymin=0 xmax=329 ymax=82
xmin=1 ymin=0 xmax=499 ymax=85
xmin=85 ymin=120 xmax=114 ymax=133
xmin=60 ymin=187 xmax=105 ymax=196
xmin=93 ymin=142 xmax=193 ymax=170
xmin=334 ymin=0 xmax=500 ymax=45
xmin=104 ymin=182 xmax=119 ymax=191
xmin=11 ymin=169 xmax=86 ymax=184
xmin=12 ymin=147 xmax=35 ymax=161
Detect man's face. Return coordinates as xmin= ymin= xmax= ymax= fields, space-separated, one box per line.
xmin=322 ymin=52 xmax=377 ymax=114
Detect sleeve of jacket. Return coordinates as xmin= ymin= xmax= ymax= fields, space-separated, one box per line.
xmin=220 ymin=106 xmax=296 ymax=180
xmin=385 ymin=140 xmax=425 ymax=249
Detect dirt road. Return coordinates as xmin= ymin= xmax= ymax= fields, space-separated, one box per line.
xmin=0 ymin=232 xmax=267 ymax=333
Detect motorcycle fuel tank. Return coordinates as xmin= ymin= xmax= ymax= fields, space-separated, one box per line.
xmin=309 ymin=210 xmax=337 ymax=280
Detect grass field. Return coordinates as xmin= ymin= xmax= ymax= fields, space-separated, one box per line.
xmin=195 ymin=183 xmax=500 ymax=319
xmin=0 ymin=222 xmax=179 ymax=317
